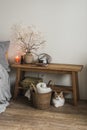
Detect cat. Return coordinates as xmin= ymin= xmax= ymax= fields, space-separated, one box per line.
xmin=52 ymin=91 xmax=65 ymax=108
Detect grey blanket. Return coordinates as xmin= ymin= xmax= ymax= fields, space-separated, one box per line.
xmin=0 ymin=64 xmax=11 ymax=113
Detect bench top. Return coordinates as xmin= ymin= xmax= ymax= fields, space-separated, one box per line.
xmin=11 ymin=63 xmax=83 ymax=72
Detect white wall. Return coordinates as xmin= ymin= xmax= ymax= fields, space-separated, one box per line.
xmin=0 ymin=0 xmax=87 ymax=99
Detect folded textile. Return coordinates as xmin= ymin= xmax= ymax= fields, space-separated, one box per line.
xmin=36 ymin=82 xmax=52 ymax=94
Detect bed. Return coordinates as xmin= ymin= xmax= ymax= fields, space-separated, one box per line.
xmin=0 ymin=41 xmax=11 ymax=113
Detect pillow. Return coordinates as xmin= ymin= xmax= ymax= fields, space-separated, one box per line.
xmin=0 ymin=41 xmax=10 ymax=71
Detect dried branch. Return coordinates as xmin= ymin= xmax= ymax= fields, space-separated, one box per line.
xmin=11 ymin=24 xmax=46 ymax=53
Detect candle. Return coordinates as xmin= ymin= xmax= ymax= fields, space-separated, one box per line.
xmin=15 ymin=56 xmax=21 ymax=64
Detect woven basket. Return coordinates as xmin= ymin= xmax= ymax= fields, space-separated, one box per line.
xmin=31 ymin=91 xmax=52 ymax=110
xmin=20 ymin=77 xmax=43 ymax=89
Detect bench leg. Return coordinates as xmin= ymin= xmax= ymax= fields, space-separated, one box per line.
xmin=13 ymin=68 xmax=21 ymax=99
xmin=71 ymin=72 xmax=78 ymax=106
xmin=75 ymin=72 xmax=79 ymax=100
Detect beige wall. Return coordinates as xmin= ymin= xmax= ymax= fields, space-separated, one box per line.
xmin=0 ymin=0 xmax=87 ymax=99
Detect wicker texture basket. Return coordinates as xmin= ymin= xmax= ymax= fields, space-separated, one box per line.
xmin=20 ymin=77 xmax=43 ymax=89
xmin=31 ymin=91 xmax=52 ymax=109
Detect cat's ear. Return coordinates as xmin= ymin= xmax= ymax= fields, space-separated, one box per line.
xmin=60 ymin=91 xmax=64 ymax=98
xmin=52 ymin=91 xmax=55 ymax=96
xmin=60 ymin=91 xmax=63 ymax=95
xmin=54 ymin=91 xmax=58 ymax=95
xmin=52 ymin=91 xmax=58 ymax=98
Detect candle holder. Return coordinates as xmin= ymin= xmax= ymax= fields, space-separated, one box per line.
xmin=15 ymin=56 xmax=21 ymax=64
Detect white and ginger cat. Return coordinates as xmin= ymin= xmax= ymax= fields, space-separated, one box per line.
xmin=52 ymin=91 xmax=65 ymax=108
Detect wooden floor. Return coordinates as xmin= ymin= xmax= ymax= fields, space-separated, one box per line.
xmin=0 ymin=96 xmax=87 ymax=130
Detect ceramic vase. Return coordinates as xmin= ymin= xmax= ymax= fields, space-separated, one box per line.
xmin=24 ymin=52 xmax=34 ymax=63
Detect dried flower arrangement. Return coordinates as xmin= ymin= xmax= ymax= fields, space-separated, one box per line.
xmin=11 ymin=24 xmax=46 ymax=54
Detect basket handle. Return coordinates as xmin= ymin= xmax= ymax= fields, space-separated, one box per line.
xmin=47 ymin=80 xmax=55 ymax=87
xmin=30 ymin=83 xmax=37 ymax=93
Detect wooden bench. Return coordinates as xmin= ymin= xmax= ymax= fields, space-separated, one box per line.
xmin=11 ymin=63 xmax=83 ymax=105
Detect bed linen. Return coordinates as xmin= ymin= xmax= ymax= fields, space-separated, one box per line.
xmin=0 ymin=64 xmax=11 ymax=113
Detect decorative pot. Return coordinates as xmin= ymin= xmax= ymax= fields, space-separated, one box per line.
xmin=24 ymin=52 xmax=34 ymax=63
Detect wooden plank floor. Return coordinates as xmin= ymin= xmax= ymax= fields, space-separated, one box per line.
xmin=0 ymin=96 xmax=87 ymax=130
